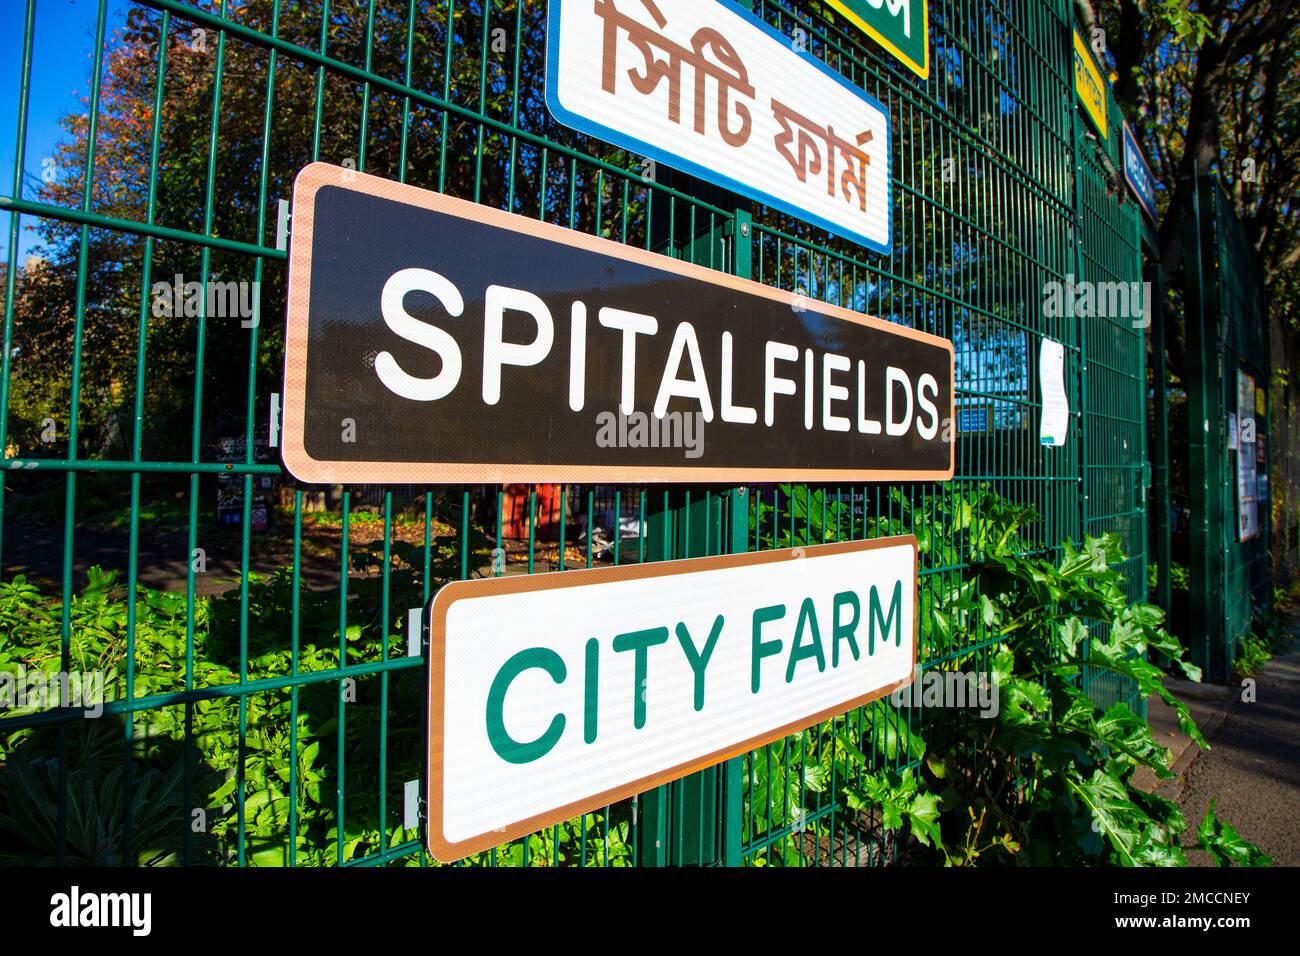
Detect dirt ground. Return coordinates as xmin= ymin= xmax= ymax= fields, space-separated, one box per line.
xmin=0 ymin=515 xmax=590 ymax=597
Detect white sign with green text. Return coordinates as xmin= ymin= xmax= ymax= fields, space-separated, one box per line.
xmin=425 ymin=536 xmax=918 ymax=860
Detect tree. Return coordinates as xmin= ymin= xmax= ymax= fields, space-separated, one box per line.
xmin=9 ymin=0 xmax=638 ymax=462
xmin=1087 ymin=0 xmax=1300 ymax=575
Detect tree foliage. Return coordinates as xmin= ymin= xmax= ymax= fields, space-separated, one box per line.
xmin=10 ymin=0 xmax=641 ymax=461
xmin=1084 ymin=0 xmax=1299 ymax=577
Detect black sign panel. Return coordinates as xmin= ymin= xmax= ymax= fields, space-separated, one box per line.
xmin=282 ymin=163 xmax=954 ymax=484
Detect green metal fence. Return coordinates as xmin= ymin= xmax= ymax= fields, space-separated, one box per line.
xmin=1073 ymin=54 xmax=1148 ymax=710
xmin=0 ymin=0 xmax=1146 ymax=866
xmin=1181 ymin=173 xmax=1272 ymax=684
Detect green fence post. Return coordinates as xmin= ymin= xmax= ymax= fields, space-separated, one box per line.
xmin=1067 ymin=24 xmax=1092 ymax=701
xmin=639 ymin=488 xmax=724 ymax=866
xmin=721 ymin=208 xmax=754 ymax=867
xmin=636 ymin=170 xmax=736 ymax=866
xmin=1199 ymin=180 xmax=1273 ymax=679
xmin=1149 ymin=265 xmax=1173 ymax=617
xmin=1182 ymin=175 xmax=1226 ymax=681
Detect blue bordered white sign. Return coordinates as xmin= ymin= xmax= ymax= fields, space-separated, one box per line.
xmin=545 ymin=0 xmax=893 ymax=254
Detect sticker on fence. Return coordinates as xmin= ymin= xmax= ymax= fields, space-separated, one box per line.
xmin=545 ymin=0 xmax=892 ymax=252
xmin=424 ymin=536 xmax=918 ymax=861
xmin=280 ymin=163 xmax=954 ymax=485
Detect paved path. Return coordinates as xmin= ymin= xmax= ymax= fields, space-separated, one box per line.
xmin=1176 ymin=647 xmax=1300 ymax=866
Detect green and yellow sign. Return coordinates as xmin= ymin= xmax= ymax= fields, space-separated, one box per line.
xmin=823 ymin=0 xmax=929 ymax=79
xmin=1073 ymin=29 xmax=1107 ymax=138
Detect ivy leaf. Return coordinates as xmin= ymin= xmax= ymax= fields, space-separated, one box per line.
xmin=1175 ymin=656 xmax=1204 ymax=684
xmin=914 ymin=524 xmax=932 ymax=554
xmin=989 ymin=645 xmax=1016 ymax=687
xmin=907 ymin=792 xmax=943 ymax=847
xmin=833 ymin=731 xmax=870 ymax=767
xmin=880 ymin=797 xmax=905 ymax=830
xmin=1000 ymin=675 xmax=1050 ymax=725
xmin=1148 ymin=684 xmax=1209 ymax=750
xmin=847 ymin=768 xmax=935 ymax=842
xmin=1131 ymin=786 xmax=1187 ymax=836
xmin=1131 ymin=832 xmax=1188 ymax=867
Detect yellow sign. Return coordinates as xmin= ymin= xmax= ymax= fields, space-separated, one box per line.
xmin=1073 ymin=30 xmax=1107 ymax=139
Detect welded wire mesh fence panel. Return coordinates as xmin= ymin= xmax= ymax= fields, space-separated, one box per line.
xmin=732 ymin=0 xmax=1104 ymax=865
xmin=0 ymin=0 xmax=1148 ymax=867
xmin=1204 ymin=178 xmax=1270 ymax=678
xmin=1073 ymin=68 xmax=1146 ymax=715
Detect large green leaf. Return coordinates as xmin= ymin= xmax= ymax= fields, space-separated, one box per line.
xmin=1195 ymin=799 xmax=1273 ymax=867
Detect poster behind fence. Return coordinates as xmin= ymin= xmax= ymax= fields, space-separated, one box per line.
xmin=545 ymin=0 xmax=892 ymax=252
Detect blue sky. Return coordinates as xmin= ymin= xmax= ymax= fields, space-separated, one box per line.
xmin=1 ymin=0 xmax=130 ymax=264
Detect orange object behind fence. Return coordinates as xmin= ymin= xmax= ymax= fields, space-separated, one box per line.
xmin=502 ymin=484 xmax=564 ymax=540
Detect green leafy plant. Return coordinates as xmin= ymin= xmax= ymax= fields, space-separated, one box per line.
xmin=745 ymin=487 xmax=1270 ymax=867
xmin=1250 ymin=608 xmax=1295 ymax=656
xmin=1196 ymin=798 xmax=1267 ymax=866
xmin=0 ymin=552 xmax=628 ymax=867
xmin=849 ymin=490 xmax=1270 ymax=866
xmin=1233 ymin=633 xmax=1272 ymax=679
xmin=1147 ymin=561 xmax=1190 ymax=592
xmin=2 ymin=489 xmax=1272 ymax=868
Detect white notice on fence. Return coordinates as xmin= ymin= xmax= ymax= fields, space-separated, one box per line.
xmin=1039 ymin=338 xmax=1069 ymax=446
xmin=545 ymin=0 xmax=892 ymax=252
xmin=1237 ymin=370 xmax=1259 ymax=541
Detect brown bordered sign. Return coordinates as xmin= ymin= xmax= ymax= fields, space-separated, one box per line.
xmin=425 ymin=536 xmax=918 ymax=862
xmin=283 ymin=162 xmax=955 ymax=484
